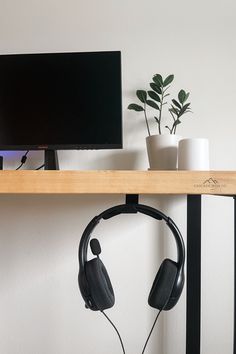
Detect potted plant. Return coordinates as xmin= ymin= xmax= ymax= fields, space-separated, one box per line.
xmin=128 ymin=74 xmax=192 ymax=170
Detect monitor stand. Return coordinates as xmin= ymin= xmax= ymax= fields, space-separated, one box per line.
xmin=44 ymin=150 xmax=59 ymax=170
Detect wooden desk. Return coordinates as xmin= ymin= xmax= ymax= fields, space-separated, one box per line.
xmin=0 ymin=170 xmax=235 ymax=195
xmin=0 ymin=170 xmax=235 ymax=354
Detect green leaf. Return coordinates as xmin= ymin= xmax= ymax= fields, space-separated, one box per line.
xmin=150 ymin=82 xmax=162 ymax=94
xmin=128 ymin=103 xmax=144 ymax=112
xmin=153 ymin=74 xmax=163 ymax=86
xmin=178 ymin=90 xmax=186 ymax=104
xmin=148 ymin=90 xmax=161 ymax=102
xmin=146 ymin=100 xmax=159 ymax=110
xmin=172 ymin=119 xmax=181 ymax=128
xmin=172 ymin=99 xmax=182 ymax=109
xmin=163 ymin=74 xmax=174 ymax=87
xmin=170 ymin=105 xmax=179 ymax=115
xmin=179 ymin=103 xmax=191 ymax=116
xmin=185 ymin=92 xmax=190 ymax=101
xmin=136 ymin=90 xmax=147 ymax=103
xmin=184 ymin=102 xmax=191 ymax=109
xmin=163 ymin=85 xmax=171 ymax=93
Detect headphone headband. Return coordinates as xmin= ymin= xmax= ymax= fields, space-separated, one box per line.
xmin=79 ymin=203 xmax=185 ymax=272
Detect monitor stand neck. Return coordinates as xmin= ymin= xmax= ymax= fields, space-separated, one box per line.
xmin=44 ymin=150 xmax=59 ymax=170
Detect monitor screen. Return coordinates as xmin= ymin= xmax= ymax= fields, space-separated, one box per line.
xmin=0 ymin=51 xmax=122 ymax=150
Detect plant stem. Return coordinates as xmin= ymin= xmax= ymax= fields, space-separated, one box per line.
xmin=144 ymin=103 xmax=151 ymax=136
xmin=174 ymin=102 xmax=183 ymax=134
xmin=169 ymin=110 xmax=176 ymax=134
xmin=157 ymin=89 xmax=164 ymax=134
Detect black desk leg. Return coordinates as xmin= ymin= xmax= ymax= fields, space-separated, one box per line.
xmin=186 ymin=195 xmax=202 ymax=354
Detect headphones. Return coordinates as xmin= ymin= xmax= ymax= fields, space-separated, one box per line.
xmin=78 ymin=203 xmax=185 ymax=312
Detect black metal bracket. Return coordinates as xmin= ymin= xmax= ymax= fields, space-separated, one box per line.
xmin=125 ymin=194 xmax=139 ymax=206
xmin=124 ymin=194 xmax=139 ymax=214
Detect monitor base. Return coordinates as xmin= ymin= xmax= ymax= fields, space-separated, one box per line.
xmin=44 ymin=150 xmax=59 ymax=170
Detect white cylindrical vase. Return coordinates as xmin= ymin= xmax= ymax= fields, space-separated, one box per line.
xmin=146 ymin=134 xmax=181 ymax=170
xmin=178 ymin=138 xmax=209 ymax=170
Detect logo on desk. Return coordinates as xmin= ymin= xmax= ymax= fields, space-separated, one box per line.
xmin=203 ymin=178 xmax=218 ymax=185
xmin=194 ymin=177 xmax=226 ymax=191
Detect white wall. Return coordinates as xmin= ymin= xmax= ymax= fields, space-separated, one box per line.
xmin=0 ymin=0 xmax=236 ymax=353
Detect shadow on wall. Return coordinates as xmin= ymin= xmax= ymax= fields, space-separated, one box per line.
xmin=94 ymin=150 xmax=143 ymax=170
xmin=65 ymin=149 xmax=146 ymax=170
xmin=0 ymin=194 xmax=124 ymax=281
xmin=58 ymin=148 xmax=146 ymax=170
xmin=0 ymin=194 xmax=126 ymax=354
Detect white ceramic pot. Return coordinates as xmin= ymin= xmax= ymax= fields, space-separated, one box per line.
xmin=178 ymin=138 xmax=209 ymax=170
xmin=146 ymin=134 xmax=181 ymax=170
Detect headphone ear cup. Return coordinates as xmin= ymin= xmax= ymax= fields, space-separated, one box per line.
xmin=85 ymin=257 xmax=115 ymax=311
xmin=148 ymin=259 xmax=178 ymax=311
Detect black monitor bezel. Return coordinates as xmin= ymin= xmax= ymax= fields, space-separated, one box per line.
xmin=0 ymin=50 xmax=123 ymax=151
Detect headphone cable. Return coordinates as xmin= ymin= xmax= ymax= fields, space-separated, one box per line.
xmin=141 ymin=309 xmax=163 ymax=354
xmin=100 ymin=310 xmax=126 ymax=354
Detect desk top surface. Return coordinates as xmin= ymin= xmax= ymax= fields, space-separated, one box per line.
xmin=0 ymin=170 xmax=235 ymax=195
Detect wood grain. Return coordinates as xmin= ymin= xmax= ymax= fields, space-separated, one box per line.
xmin=0 ymin=170 xmax=235 ymax=195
